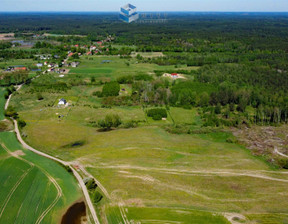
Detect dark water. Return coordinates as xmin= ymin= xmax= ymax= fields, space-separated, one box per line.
xmin=61 ymin=201 xmax=86 ymax=224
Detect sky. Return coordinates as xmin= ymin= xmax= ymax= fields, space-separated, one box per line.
xmin=0 ymin=0 xmax=287 ymax=12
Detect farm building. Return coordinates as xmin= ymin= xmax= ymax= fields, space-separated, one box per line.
xmin=13 ymin=66 xmax=27 ymax=71
xmin=58 ymin=98 xmax=67 ymax=105
xmin=71 ymin=62 xmax=80 ymax=67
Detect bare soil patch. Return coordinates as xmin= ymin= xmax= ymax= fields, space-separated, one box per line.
xmin=0 ymin=33 xmax=15 ymax=40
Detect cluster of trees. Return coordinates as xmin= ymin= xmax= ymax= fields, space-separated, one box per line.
xmin=29 ymin=74 xmax=69 ymax=93
xmin=0 ymin=42 xmax=12 ymax=50
xmin=98 ymin=114 xmax=122 ymax=130
xmin=94 ymin=81 xmax=120 ymax=97
xmin=0 ymin=71 xmax=29 ymax=86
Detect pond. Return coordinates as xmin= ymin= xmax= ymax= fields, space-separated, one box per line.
xmin=61 ymin=201 xmax=87 ymax=224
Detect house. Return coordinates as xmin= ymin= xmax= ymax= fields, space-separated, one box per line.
xmin=36 ymin=63 xmax=43 ymax=68
xmin=75 ymin=44 xmax=79 ymax=48
xmin=90 ymin=46 xmax=97 ymax=51
xmin=171 ymin=73 xmax=178 ymax=78
xmin=68 ymin=52 xmax=74 ymax=57
xmin=14 ymin=66 xmax=27 ymax=71
xmin=71 ymin=62 xmax=80 ymax=68
xmin=87 ymin=51 xmax=92 ymax=55
xmin=58 ymin=98 xmax=67 ymax=105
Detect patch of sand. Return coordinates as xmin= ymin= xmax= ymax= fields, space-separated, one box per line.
xmin=12 ymin=150 xmax=25 ymax=157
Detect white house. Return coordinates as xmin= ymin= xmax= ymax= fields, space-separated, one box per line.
xmin=58 ymin=98 xmax=67 ymax=106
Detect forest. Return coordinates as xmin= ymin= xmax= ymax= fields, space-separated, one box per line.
xmin=1 ymin=12 xmax=288 ymax=128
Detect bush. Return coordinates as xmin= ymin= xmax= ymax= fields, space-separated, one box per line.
xmin=93 ymin=191 xmax=103 ymax=203
xmin=92 ymin=91 xmax=102 ymax=97
xmin=86 ymin=179 xmax=97 ymax=191
xmin=147 ymin=108 xmax=167 ymax=120
xmin=122 ymin=120 xmax=138 ymax=128
xmin=17 ymin=119 xmax=26 ymax=128
xmin=152 ymin=114 xmax=162 ymax=120
xmin=37 ymin=93 xmax=44 ymax=100
xmin=98 ymin=114 xmax=122 ymax=130
xmin=5 ymin=106 xmax=18 ymax=119
xmin=102 ymin=81 xmax=120 ymax=97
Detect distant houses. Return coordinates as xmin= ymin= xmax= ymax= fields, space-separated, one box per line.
xmin=5 ymin=66 xmax=27 ymax=72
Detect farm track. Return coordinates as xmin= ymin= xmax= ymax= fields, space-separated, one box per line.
xmin=275 ymin=147 xmax=288 ymax=158
xmin=0 ymin=143 xmax=63 ymax=223
xmin=92 ymin=164 xmax=288 ymax=183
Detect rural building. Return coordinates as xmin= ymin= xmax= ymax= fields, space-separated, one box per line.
xmin=14 ymin=66 xmax=27 ymax=71
xmin=71 ymin=62 xmax=80 ymax=67
xmin=36 ymin=63 xmax=43 ymax=67
xmin=58 ymin=98 xmax=67 ymax=105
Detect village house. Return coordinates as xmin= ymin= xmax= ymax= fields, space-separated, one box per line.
xmin=71 ymin=62 xmax=80 ymax=68
xmin=58 ymin=98 xmax=67 ymax=106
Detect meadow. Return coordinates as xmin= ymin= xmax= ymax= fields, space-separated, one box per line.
xmin=9 ymin=55 xmax=288 ymax=224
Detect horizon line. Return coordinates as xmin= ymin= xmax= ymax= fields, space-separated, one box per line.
xmin=0 ymin=11 xmax=288 ymax=13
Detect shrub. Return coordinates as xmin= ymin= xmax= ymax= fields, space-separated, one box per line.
xmin=37 ymin=93 xmax=44 ymax=100
xmin=102 ymin=81 xmax=120 ymax=97
xmin=86 ymin=179 xmax=97 ymax=190
xmin=5 ymin=106 xmax=18 ymax=119
xmin=98 ymin=114 xmax=122 ymax=130
xmin=147 ymin=108 xmax=167 ymax=120
xmin=17 ymin=119 xmax=26 ymax=128
xmin=92 ymin=91 xmax=102 ymax=97
xmin=123 ymin=120 xmax=138 ymax=128
xmin=152 ymin=114 xmax=162 ymax=120
xmin=93 ymin=191 xmax=103 ymax=203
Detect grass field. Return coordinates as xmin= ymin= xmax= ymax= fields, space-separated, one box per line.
xmin=67 ymin=56 xmax=195 ymax=81
xmin=9 ymin=55 xmax=288 ymax=224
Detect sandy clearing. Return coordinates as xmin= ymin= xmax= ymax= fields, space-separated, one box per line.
xmin=12 ymin=150 xmax=25 ymax=156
